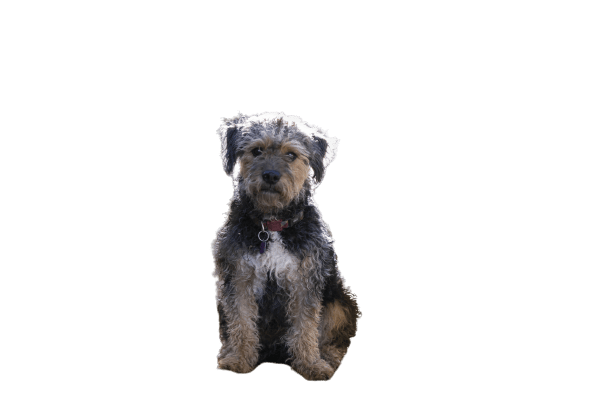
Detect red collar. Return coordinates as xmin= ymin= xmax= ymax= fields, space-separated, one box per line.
xmin=258 ymin=211 xmax=304 ymax=231
xmin=264 ymin=219 xmax=290 ymax=231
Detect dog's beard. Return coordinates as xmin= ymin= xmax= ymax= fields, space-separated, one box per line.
xmin=243 ymin=177 xmax=303 ymax=215
xmin=248 ymin=184 xmax=292 ymax=214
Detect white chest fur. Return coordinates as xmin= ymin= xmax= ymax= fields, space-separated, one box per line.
xmin=243 ymin=231 xmax=300 ymax=298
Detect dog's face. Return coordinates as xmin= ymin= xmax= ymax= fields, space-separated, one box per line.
xmin=239 ymin=134 xmax=311 ymax=212
xmin=218 ymin=113 xmax=332 ymax=214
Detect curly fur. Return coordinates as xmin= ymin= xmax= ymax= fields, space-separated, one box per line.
xmin=213 ymin=112 xmax=360 ymax=381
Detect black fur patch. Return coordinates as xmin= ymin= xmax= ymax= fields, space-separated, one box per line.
xmin=322 ymin=273 xmax=345 ymax=306
xmin=223 ymin=126 xmax=240 ymax=175
xmin=310 ymin=136 xmax=328 ymax=183
xmin=256 ymin=273 xmax=291 ymax=365
xmin=217 ymin=303 xmax=229 ymax=342
xmin=216 ymin=273 xmax=233 ymax=343
xmin=280 ymin=208 xmax=324 ymax=251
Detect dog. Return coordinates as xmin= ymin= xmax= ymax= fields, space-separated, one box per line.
xmin=212 ymin=112 xmax=360 ymax=381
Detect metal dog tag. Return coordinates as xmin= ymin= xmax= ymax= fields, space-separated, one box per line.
xmin=258 ymin=224 xmax=269 ymax=254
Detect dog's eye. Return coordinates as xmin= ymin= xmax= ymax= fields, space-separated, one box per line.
xmin=252 ymin=147 xmax=263 ymax=157
xmin=287 ymin=152 xmax=297 ymax=161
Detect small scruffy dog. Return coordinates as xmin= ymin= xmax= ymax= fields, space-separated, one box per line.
xmin=213 ymin=112 xmax=360 ymax=380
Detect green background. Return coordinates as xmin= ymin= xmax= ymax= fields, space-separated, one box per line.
xmin=0 ymin=1 xmax=612 ymax=408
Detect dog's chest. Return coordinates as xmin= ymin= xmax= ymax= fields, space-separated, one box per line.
xmin=245 ymin=232 xmax=300 ymax=297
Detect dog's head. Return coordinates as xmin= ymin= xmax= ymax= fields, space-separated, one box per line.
xmin=217 ymin=112 xmax=336 ymax=213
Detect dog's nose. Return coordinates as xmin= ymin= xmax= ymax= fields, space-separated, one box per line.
xmin=262 ymin=170 xmax=281 ymax=185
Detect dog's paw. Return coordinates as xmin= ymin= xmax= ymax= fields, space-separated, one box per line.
xmin=320 ymin=344 xmax=347 ymax=370
xmin=217 ymin=355 xmax=256 ymax=374
xmin=292 ymin=359 xmax=336 ymax=381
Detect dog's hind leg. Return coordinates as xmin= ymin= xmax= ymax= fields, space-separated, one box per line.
xmin=318 ymin=301 xmax=349 ymax=370
xmin=318 ymin=288 xmax=360 ymax=371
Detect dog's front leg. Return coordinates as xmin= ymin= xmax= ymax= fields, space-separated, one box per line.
xmin=286 ymin=279 xmax=335 ymax=381
xmin=216 ymin=262 xmax=259 ymax=374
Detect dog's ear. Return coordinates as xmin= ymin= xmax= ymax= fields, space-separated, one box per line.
xmin=222 ymin=126 xmax=240 ymax=175
xmin=218 ymin=115 xmax=247 ymax=176
xmin=311 ymin=136 xmax=329 ymax=183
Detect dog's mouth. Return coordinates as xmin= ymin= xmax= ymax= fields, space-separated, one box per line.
xmin=259 ymin=180 xmax=281 ymax=191
xmin=260 ymin=187 xmax=280 ymax=195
